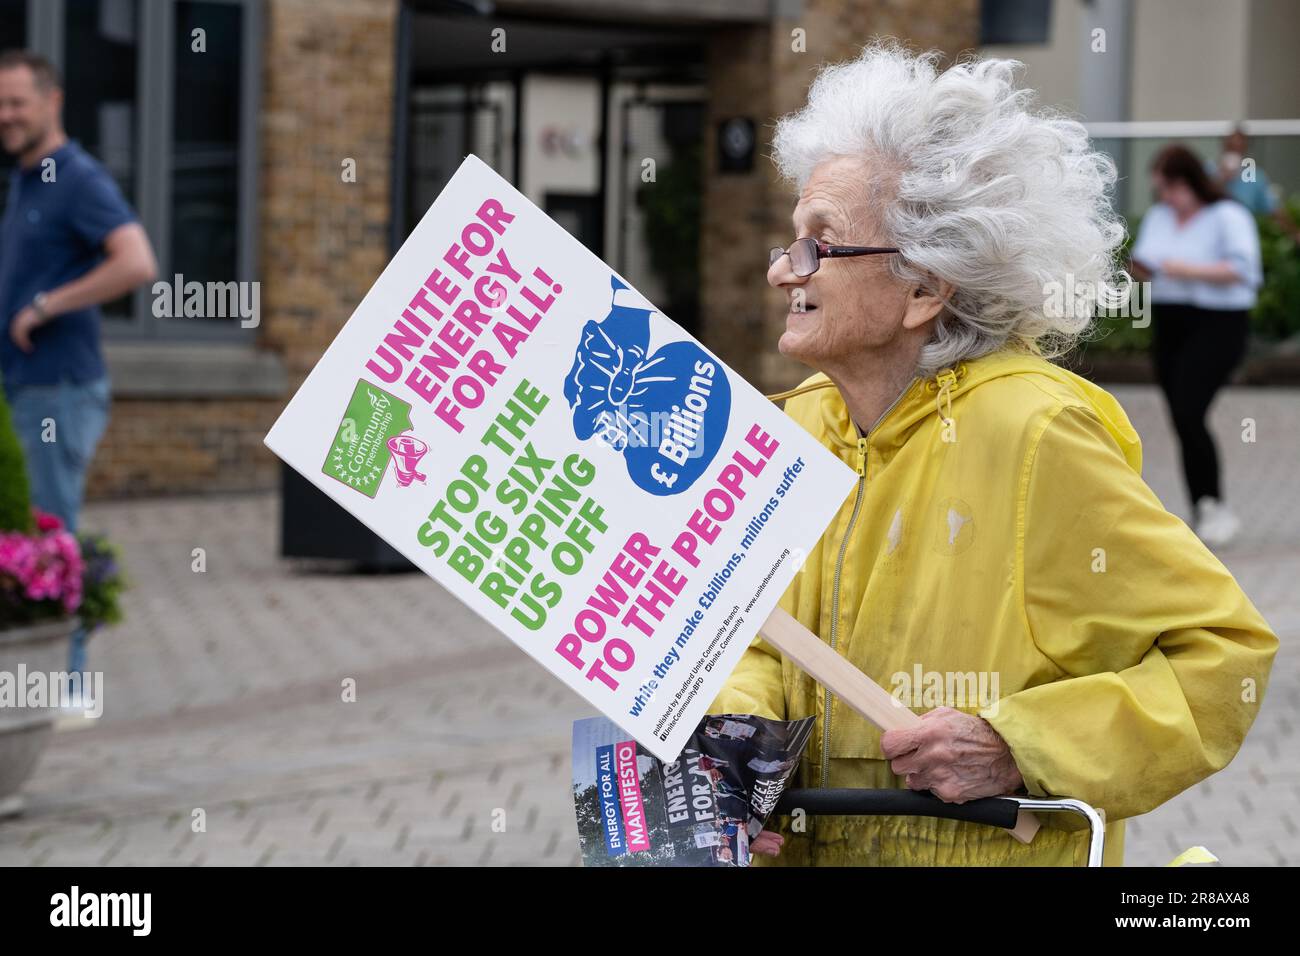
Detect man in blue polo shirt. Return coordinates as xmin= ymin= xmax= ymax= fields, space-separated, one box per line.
xmin=0 ymin=49 xmax=156 ymax=675
xmin=0 ymin=49 xmax=156 ymax=525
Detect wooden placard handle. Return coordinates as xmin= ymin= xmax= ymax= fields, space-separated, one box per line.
xmin=758 ymin=606 xmax=1040 ymax=844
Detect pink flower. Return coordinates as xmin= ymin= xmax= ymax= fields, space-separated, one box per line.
xmin=0 ymin=516 xmax=85 ymax=616
xmin=33 ymin=509 xmax=65 ymax=533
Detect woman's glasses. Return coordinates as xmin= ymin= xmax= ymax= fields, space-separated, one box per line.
xmin=768 ymin=238 xmax=900 ymax=277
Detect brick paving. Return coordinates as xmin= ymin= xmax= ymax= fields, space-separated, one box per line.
xmin=0 ymin=384 xmax=1295 ymax=866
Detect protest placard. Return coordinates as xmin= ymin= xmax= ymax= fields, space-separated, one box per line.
xmin=264 ymin=154 xmax=857 ymax=762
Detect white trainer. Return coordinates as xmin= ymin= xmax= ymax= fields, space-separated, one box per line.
xmin=1195 ymin=497 xmax=1241 ymax=548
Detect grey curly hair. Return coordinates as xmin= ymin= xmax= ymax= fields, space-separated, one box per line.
xmin=773 ymin=41 xmax=1128 ymax=377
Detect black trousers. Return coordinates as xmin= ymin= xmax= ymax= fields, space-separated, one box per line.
xmin=1150 ymin=302 xmax=1250 ymax=505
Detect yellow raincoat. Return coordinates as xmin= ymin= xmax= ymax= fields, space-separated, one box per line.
xmin=710 ymin=347 xmax=1278 ymax=866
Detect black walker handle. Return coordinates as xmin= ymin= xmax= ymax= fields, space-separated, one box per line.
xmin=773 ymin=788 xmax=1021 ymax=830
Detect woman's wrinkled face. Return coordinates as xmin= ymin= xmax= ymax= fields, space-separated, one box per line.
xmin=769 ymin=156 xmax=915 ymax=373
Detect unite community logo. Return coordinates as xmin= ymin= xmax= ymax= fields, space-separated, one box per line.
xmin=49 ymin=886 xmax=151 ymax=936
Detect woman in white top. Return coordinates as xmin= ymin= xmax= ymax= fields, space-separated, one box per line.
xmin=1131 ymin=144 xmax=1263 ymax=547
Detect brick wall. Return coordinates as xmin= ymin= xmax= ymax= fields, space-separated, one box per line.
xmin=256 ymin=0 xmax=397 ymax=382
xmin=90 ymin=399 xmax=283 ymax=496
xmin=87 ymin=0 xmax=398 ymax=499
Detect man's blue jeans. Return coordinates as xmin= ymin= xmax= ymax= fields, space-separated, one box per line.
xmin=5 ymin=377 xmax=111 ymax=673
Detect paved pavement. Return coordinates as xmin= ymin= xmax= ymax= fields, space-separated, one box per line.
xmin=0 ymin=384 xmax=1295 ymax=866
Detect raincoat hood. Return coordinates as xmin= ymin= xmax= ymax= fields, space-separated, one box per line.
xmin=768 ymin=348 xmax=1143 ymax=475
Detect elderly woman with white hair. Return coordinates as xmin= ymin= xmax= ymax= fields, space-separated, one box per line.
xmin=709 ymin=42 xmax=1277 ymax=867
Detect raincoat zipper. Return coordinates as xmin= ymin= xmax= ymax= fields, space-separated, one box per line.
xmin=819 ymin=382 xmax=912 ymax=789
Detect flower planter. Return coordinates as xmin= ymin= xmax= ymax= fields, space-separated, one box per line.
xmin=0 ymin=617 xmax=78 ymax=817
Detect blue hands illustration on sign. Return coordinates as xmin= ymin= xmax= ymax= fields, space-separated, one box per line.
xmin=563 ymin=277 xmax=731 ymax=496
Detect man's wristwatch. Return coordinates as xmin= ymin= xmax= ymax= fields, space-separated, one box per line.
xmin=31 ymin=291 xmax=51 ymax=321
